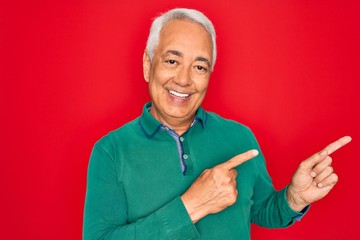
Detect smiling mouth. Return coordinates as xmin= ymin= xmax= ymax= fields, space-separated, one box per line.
xmin=168 ymin=90 xmax=191 ymax=99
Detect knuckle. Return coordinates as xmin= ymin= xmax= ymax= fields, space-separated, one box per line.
xmin=222 ymin=175 xmax=232 ymax=184
xmin=202 ymin=169 xmax=211 ymax=176
xmin=229 ymin=191 xmax=238 ymax=204
xmin=232 ymin=169 xmax=238 ymax=178
xmin=237 ymin=154 xmax=246 ymax=162
xmin=230 ymin=179 xmax=237 ymax=188
xmin=314 ymin=176 xmax=321 ymax=183
xmin=212 ymin=167 xmax=223 ymax=175
xmin=232 ymin=188 xmax=238 ymax=196
xmin=203 ymin=168 xmax=211 ymax=173
xmin=230 ymin=158 xmax=239 ymax=167
xmin=328 ymin=144 xmax=335 ymax=152
xmin=299 ymin=161 xmax=309 ymax=170
xmin=315 ymin=152 xmax=322 ymax=159
xmin=229 ymin=197 xmax=236 ymax=204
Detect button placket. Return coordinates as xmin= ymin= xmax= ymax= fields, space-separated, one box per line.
xmin=180 ymin=135 xmax=193 ymax=175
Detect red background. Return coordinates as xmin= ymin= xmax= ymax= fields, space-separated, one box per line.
xmin=1 ymin=1 xmax=359 ymax=239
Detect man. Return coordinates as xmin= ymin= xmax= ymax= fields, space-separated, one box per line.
xmin=83 ymin=8 xmax=351 ymax=239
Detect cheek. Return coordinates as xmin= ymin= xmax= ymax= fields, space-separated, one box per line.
xmin=152 ymin=66 xmax=177 ymax=84
xmin=194 ymin=78 xmax=210 ymax=93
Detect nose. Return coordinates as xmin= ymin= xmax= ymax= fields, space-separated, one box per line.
xmin=174 ymin=66 xmax=192 ymax=86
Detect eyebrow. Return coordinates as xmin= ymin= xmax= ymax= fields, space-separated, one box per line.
xmin=195 ymin=56 xmax=211 ymax=68
xmin=165 ymin=50 xmax=211 ymax=68
xmin=165 ymin=50 xmax=183 ymax=57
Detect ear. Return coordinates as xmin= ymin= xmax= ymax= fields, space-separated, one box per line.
xmin=143 ymin=50 xmax=151 ymax=83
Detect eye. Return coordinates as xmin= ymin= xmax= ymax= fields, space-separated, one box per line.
xmin=163 ymin=58 xmax=179 ymax=69
xmin=165 ymin=59 xmax=177 ymax=65
xmin=194 ymin=65 xmax=208 ymax=73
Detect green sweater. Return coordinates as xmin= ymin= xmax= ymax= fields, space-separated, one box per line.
xmin=83 ymin=103 xmax=304 ymax=240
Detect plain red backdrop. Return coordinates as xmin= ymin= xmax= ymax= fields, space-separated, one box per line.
xmin=1 ymin=0 xmax=359 ymax=239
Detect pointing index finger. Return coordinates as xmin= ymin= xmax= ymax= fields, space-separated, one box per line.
xmin=221 ymin=149 xmax=259 ymax=170
xmin=302 ymin=136 xmax=352 ymax=169
xmin=321 ymin=136 xmax=352 ymax=156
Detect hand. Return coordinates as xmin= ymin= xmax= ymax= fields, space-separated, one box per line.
xmin=181 ymin=149 xmax=259 ymax=223
xmin=287 ymin=136 xmax=352 ymax=212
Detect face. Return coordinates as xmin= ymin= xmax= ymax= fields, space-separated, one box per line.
xmin=143 ymin=19 xmax=213 ymax=129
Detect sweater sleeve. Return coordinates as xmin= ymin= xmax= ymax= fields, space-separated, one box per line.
xmin=248 ymin=133 xmax=306 ymax=228
xmin=83 ymin=143 xmax=200 ymax=240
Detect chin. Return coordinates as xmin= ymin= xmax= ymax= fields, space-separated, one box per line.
xmin=163 ymin=104 xmax=193 ymax=116
xmin=165 ymin=109 xmax=191 ymax=119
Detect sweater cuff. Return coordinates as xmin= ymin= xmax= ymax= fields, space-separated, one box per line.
xmin=279 ymin=186 xmax=310 ymax=226
xmin=159 ymin=197 xmax=200 ymax=240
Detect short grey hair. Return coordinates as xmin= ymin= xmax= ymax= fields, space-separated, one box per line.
xmin=146 ymin=8 xmax=217 ymax=71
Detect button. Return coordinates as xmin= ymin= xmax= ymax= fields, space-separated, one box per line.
xmin=180 ymin=137 xmax=184 ymax=142
xmin=183 ymin=154 xmax=188 ymax=160
xmin=164 ymin=127 xmax=169 ymax=131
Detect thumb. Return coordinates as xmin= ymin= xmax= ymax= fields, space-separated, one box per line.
xmin=220 ymin=149 xmax=259 ymax=170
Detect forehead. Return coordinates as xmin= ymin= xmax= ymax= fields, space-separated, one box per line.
xmin=156 ymin=19 xmax=212 ymax=59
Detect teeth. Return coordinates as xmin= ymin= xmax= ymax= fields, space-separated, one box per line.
xmin=169 ymin=90 xmax=190 ymax=98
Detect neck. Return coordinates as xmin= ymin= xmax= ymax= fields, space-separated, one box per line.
xmin=149 ymin=108 xmax=194 ymax=136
